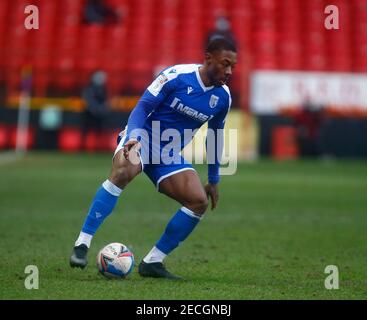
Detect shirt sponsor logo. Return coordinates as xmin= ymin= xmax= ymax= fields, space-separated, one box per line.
xmin=170 ymin=97 xmax=212 ymax=122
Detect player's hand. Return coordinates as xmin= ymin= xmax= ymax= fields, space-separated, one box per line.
xmin=123 ymin=139 xmax=141 ymax=163
xmin=204 ymin=183 xmax=219 ymax=211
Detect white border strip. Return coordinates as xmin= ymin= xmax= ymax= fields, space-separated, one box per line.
xmin=0 ymin=151 xmax=22 ymax=165
xmin=102 ymin=179 xmax=123 ymax=197
xmin=156 ymin=167 xmax=196 ymax=190
xmin=181 ymin=206 xmax=202 ymax=220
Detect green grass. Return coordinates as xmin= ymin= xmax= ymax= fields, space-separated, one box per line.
xmin=0 ymin=152 xmax=366 ymax=299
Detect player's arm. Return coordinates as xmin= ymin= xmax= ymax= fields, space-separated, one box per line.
xmin=123 ymin=72 xmax=175 ymax=158
xmin=205 ymin=100 xmax=230 ymax=210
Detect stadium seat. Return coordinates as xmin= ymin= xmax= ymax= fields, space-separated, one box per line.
xmin=4 ymin=70 xmax=22 ymax=97
xmin=0 ymin=1 xmax=8 ymax=65
xmin=279 ymin=39 xmax=302 ymax=70
xmin=108 ymin=72 xmax=128 ymax=94
xmin=304 ymin=54 xmax=327 ymax=71
xmin=33 ymin=72 xmax=49 ymax=97
xmin=0 ymin=0 xmax=364 ymax=98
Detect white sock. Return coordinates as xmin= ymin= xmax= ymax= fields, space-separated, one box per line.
xmin=75 ymin=231 xmax=93 ymax=248
xmin=102 ymin=179 xmax=123 ymax=196
xmin=143 ymin=246 xmax=167 ymax=263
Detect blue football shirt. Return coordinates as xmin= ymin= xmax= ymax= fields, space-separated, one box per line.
xmin=125 ymin=64 xmax=232 ymax=183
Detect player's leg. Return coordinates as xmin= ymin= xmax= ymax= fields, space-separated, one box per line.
xmin=70 ymin=147 xmax=142 ymax=269
xmin=139 ymin=169 xmax=208 ymax=279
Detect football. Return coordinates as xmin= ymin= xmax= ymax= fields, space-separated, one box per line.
xmin=96 ymin=242 xmax=134 ymax=279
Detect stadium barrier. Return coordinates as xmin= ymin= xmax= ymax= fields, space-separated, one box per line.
xmin=271 ymin=126 xmax=299 ymax=160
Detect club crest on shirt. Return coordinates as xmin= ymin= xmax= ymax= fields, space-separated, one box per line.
xmin=209 ymin=95 xmax=219 ymax=108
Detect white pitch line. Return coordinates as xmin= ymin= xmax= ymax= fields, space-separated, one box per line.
xmin=0 ymin=151 xmax=23 ymax=165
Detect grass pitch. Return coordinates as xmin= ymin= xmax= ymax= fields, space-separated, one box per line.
xmin=0 ymin=152 xmax=366 ymax=299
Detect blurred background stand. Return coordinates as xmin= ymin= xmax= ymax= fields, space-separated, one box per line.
xmin=37 ymin=105 xmax=62 ymax=150
xmin=82 ymin=70 xmax=110 ymax=151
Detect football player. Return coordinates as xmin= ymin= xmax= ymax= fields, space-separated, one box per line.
xmin=70 ymin=37 xmax=237 ymax=280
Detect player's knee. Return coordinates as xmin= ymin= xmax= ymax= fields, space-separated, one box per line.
xmin=187 ymin=196 xmax=208 ymax=215
xmin=109 ymin=165 xmax=135 ymax=189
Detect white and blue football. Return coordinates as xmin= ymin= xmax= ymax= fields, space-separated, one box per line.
xmin=97 ymin=242 xmax=134 ymax=279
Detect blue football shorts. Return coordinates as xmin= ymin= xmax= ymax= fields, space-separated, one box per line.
xmin=114 ymin=129 xmax=196 ymax=190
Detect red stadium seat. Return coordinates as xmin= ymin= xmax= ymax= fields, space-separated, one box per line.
xmin=54 ymin=71 xmax=77 ymax=91
xmin=130 ymin=74 xmax=152 ymax=94
xmin=0 ymin=1 xmax=8 ymax=55
xmin=78 ymin=25 xmax=104 ymax=71
xmin=108 ymin=72 xmax=128 ymax=94
xmin=304 ymin=54 xmax=327 ymax=71
xmin=53 ymin=50 xmax=76 ymax=72
xmin=0 ymin=0 xmax=364 ymax=97
xmin=279 ymin=39 xmax=302 ymax=70
xmin=33 ymin=72 xmax=49 ymax=97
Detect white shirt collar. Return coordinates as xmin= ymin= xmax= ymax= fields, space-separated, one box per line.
xmin=195 ymin=65 xmax=214 ymax=92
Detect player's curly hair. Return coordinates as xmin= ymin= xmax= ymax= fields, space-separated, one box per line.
xmin=206 ymin=37 xmax=237 ymax=54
